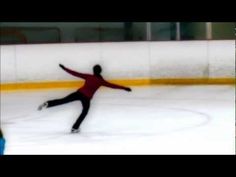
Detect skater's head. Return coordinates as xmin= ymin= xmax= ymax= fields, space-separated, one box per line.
xmin=93 ymin=65 xmax=102 ymax=75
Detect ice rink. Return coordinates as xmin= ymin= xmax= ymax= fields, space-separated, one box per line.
xmin=1 ymin=85 xmax=235 ymax=154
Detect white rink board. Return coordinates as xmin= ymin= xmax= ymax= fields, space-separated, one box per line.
xmin=100 ymin=42 xmax=150 ymax=79
xmin=208 ymin=40 xmax=235 ymax=78
xmin=0 ymin=46 xmax=16 ymax=83
xmin=150 ymin=41 xmax=208 ymax=78
xmin=16 ymin=43 xmax=101 ymax=82
xmin=1 ymin=40 xmax=235 ymax=83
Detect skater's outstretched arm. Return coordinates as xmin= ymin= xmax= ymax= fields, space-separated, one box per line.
xmin=59 ymin=64 xmax=90 ymax=79
xmin=102 ymin=80 xmax=132 ymax=91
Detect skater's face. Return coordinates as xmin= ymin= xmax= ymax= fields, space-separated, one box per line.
xmin=93 ymin=65 xmax=102 ymax=75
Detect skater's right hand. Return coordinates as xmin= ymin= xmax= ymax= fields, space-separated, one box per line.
xmin=59 ymin=64 xmax=65 ymax=69
xmin=124 ymin=87 xmax=132 ymax=92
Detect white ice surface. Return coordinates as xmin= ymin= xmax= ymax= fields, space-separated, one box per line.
xmin=1 ymin=86 xmax=235 ymax=154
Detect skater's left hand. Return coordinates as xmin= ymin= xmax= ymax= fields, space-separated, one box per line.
xmin=124 ymin=87 xmax=132 ymax=92
xmin=59 ymin=64 xmax=65 ymax=69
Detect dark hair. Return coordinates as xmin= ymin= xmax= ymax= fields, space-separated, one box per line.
xmin=93 ymin=65 xmax=102 ymax=75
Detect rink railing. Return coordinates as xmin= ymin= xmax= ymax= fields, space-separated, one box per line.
xmin=1 ymin=78 xmax=235 ymax=92
xmin=1 ymin=40 xmax=235 ymax=91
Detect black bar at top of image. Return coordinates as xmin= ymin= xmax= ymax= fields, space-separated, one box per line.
xmin=0 ymin=1 xmax=235 ymax=22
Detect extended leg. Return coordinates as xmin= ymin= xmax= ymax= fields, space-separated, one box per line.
xmin=47 ymin=92 xmax=79 ymax=108
xmin=38 ymin=92 xmax=79 ymax=111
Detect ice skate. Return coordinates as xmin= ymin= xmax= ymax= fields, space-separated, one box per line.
xmin=38 ymin=102 xmax=48 ymax=111
xmin=71 ymin=128 xmax=80 ymax=134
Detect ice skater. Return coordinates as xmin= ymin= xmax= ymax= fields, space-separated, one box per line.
xmin=38 ymin=64 xmax=132 ymax=133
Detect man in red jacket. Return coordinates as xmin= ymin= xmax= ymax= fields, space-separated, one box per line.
xmin=38 ymin=64 xmax=132 ymax=133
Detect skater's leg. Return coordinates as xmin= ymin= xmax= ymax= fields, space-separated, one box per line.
xmin=72 ymin=99 xmax=90 ymax=130
xmin=46 ymin=92 xmax=79 ymax=108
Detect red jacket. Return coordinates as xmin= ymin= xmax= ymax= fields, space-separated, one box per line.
xmin=62 ymin=67 xmax=127 ymax=99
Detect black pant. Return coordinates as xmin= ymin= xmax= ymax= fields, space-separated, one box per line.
xmin=47 ymin=92 xmax=90 ymax=130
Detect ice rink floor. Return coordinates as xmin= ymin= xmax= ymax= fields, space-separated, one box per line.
xmin=1 ymin=85 xmax=235 ymax=154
